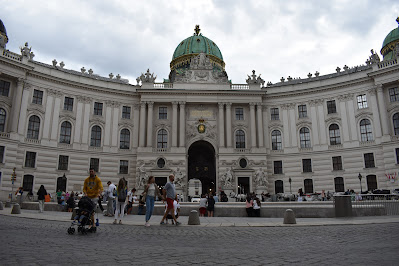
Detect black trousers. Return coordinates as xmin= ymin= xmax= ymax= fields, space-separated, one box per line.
xmin=246 ymin=207 xmax=253 ymax=217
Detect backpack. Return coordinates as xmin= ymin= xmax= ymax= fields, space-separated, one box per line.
xmin=118 ymin=188 xmax=127 ymax=202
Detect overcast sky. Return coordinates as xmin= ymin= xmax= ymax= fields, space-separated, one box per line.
xmin=1 ymin=0 xmax=399 ymax=85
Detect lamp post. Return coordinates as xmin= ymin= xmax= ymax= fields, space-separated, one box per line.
xmin=288 ymin=177 xmax=292 ymax=194
xmin=358 ymin=173 xmax=363 ymax=194
xmin=11 ymin=167 xmax=16 ymax=203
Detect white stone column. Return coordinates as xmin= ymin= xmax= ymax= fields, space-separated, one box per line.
xmin=179 ymin=102 xmax=186 ymax=147
xmin=250 ymin=103 xmax=257 ymax=148
xmin=317 ymin=104 xmax=327 ymax=144
xmin=111 ymin=104 xmax=119 ymax=147
xmin=74 ymin=98 xmax=84 ymax=143
xmin=81 ymin=99 xmax=91 ymax=144
xmin=225 ymin=103 xmax=232 ymax=148
xmin=146 ymin=101 xmax=154 ymax=147
xmin=17 ymin=84 xmax=30 ymax=136
xmin=256 ymin=103 xmax=263 ymax=147
xmin=289 ymin=107 xmax=297 ymax=147
xmin=281 ymin=105 xmax=290 ymax=148
xmin=218 ymin=103 xmax=225 ymax=148
xmin=50 ymin=96 xmax=61 ymax=141
xmin=172 ymin=101 xmax=178 ymax=147
xmin=42 ymin=93 xmax=54 ymax=140
xmin=133 ymin=104 xmax=140 ymax=148
xmin=139 ymin=102 xmax=146 ymax=147
xmin=10 ymin=78 xmax=24 ymax=133
xmin=104 ymin=102 xmax=113 ymax=146
xmin=262 ymin=105 xmax=269 ymax=149
xmin=346 ymin=96 xmax=358 ymax=141
xmin=369 ymin=88 xmax=382 ymax=138
xmin=310 ymin=104 xmax=320 ymax=145
xmin=338 ymin=96 xmax=350 ymax=143
xmin=376 ymin=85 xmax=389 ymax=136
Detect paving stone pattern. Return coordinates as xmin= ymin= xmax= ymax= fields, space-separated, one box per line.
xmin=0 ymin=215 xmax=398 ymax=265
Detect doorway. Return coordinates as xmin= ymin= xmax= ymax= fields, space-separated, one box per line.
xmin=188 ymin=141 xmax=216 ymax=195
xmin=237 ymin=177 xmax=250 ymax=196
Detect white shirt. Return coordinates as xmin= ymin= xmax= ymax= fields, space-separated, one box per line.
xmin=253 ymin=200 xmax=260 ymax=210
xmin=108 ymin=184 xmax=116 ymax=199
xmin=127 ymin=191 xmax=133 ymax=202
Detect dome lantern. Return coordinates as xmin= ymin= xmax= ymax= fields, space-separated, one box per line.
xmin=380 ymin=17 xmax=399 ymax=60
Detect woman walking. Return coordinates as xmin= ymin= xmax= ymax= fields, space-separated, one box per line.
xmin=245 ymin=194 xmax=253 ymax=217
xmin=207 ymin=194 xmax=215 ymax=217
xmin=114 ymin=178 xmax=128 ymax=225
xmin=143 ymin=176 xmax=163 ymax=227
xmin=37 ymin=185 xmax=47 ymax=213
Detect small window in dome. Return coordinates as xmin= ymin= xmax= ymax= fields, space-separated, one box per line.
xmin=197 ymin=38 xmax=200 ymax=42
xmin=213 ymin=42 xmax=216 ymax=45
xmin=180 ymin=41 xmax=184 ymax=45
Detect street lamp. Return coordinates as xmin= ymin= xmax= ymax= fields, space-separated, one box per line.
xmin=11 ymin=167 xmax=16 ymax=203
xmin=358 ymin=173 xmax=363 ymax=194
xmin=288 ymin=177 xmax=292 ymax=194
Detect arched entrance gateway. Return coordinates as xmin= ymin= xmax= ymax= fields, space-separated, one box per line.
xmin=188 ymin=141 xmax=216 ymax=195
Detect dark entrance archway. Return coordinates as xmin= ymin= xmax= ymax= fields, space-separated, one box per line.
xmin=188 ymin=140 xmax=216 ymax=195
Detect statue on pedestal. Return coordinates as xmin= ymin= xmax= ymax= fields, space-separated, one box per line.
xmin=253 ymin=168 xmax=267 ymax=187
xmin=174 ymin=167 xmax=185 ymax=188
xmin=137 ymin=163 xmax=148 ymax=188
xmin=220 ymin=167 xmax=234 ymax=189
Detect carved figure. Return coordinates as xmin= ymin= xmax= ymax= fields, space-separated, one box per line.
xmin=220 ymin=167 xmax=234 ymax=188
xmin=174 ymin=167 xmax=185 ymax=188
xmin=20 ymin=42 xmax=34 ymax=59
xmin=137 ymin=163 xmax=148 ymax=188
xmin=253 ymin=168 xmax=267 ymax=187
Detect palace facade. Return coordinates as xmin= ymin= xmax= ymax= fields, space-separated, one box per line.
xmin=1 ymin=20 xmax=399 ymax=200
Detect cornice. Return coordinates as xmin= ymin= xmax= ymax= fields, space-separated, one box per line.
xmin=137 ymin=89 xmax=266 ymax=98
xmin=0 ymin=56 xmax=34 ymax=72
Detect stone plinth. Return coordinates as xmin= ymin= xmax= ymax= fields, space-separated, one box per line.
xmin=11 ymin=203 xmax=21 ymax=214
xmin=5 ymin=201 xmax=11 ymax=208
xmin=188 ymin=210 xmax=200 ymax=225
xmin=283 ymin=209 xmax=296 ymax=224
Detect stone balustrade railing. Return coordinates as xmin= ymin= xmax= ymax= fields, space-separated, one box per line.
xmin=0 ymin=132 xmax=10 ymax=138
xmin=231 ymin=84 xmax=249 ymax=90
xmin=153 ymin=83 xmax=173 ymax=88
xmin=2 ymin=50 xmax=22 ymax=61
xmin=153 ymin=148 xmax=168 ymax=153
xmin=360 ymin=140 xmax=375 ymax=146
xmin=377 ymin=58 xmax=397 ymax=69
xmin=234 ymin=148 xmax=250 ymax=153
xmin=25 ymin=138 xmax=41 ymax=144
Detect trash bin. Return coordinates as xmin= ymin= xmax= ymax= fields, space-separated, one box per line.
xmin=334 ymin=196 xmax=352 ymax=217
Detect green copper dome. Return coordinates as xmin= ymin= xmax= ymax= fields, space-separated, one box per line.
xmin=170 ymin=25 xmax=225 ymax=72
xmin=381 ymin=17 xmax=399 ymax=60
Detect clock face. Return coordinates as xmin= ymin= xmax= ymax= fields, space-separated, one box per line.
xmin=198 ymin=124 xmax=205 ymax=133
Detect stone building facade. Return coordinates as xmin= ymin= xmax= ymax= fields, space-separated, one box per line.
xmin=1 ymin=20 xmax=399 ymax=200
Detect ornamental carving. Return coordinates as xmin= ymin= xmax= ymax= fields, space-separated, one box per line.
xmin=174 ymin=53 xmax=229 ymax=84
xmin=309 ymin=99 xmax=324 ymax=107
xmin=281 ymin=103 xmax=295 ymax=110
xmin=186 ymin=120 xmax=217 ymax=142
xmin=246 ymin=70 xmax=265 ymax=86
xmin=337 ymin=93 xmax=353 ymax=101
xmin=367 ymin=87 xmax=377 ymax=96
xmin=138 ymin=69 xmax=157 ymax=83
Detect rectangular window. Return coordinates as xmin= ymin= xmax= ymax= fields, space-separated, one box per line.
xmin=389 ymin=88 xmax=399 ymax=102
xmin=94 ymin=102 xmax=103 ymax=116
xmin=25 ymin=151 xmax=36 ymax=168
xmin=235 ymin=108 xmax=244 ymax=120
xmin=159 ymin=107 xmax=167 ymax=119
xmin=302 ymin=159 xmax=312 ymax=173
xmin=120 ymin=160 xmax=128 ymax=174
xmin=332 ymin=156 xmax=343 ymax=171
xmin=0 ymin=80 xmax=10 ymax=97
xmin=396 ymin=148 xmax=399 ymax=164
xmin=364 ymin=153 xmax=375 ymax=168
xmin=32 ymin=89 xmax=43 ymax=105
xmin=122 ymin=106 xmax=131 ymax=119
xmin=58 ymin=155 xmax=69 ymax=170
xmin=270 ymin=108 xmax=279 ymax=120
xmin=273 ymin=161 xmax=283 ymax=174
xmin=298 ymin=105 xmax=307 ymax=118
xmin=90 ymin=158 xmax=100 ymax=172
xmin=64 ymin=97 xmax=74 ymax=111
xmin=327 ymin=100 xmax=337 ymax=114
xmin=0 ymin=146 xmax=4 ymax=163
xmin=357 ymin=94 xmax=367 ymax=109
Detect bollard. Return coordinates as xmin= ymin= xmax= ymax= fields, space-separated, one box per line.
xmin=11 ymin=203 xmax=21 ymax=214
xmin=5 ymin=201 xmax=11 ymax=208
xmin=0 ymin=201 xmax=3 ymax=210
xmin=283 ymin=209 xmax=296 ymax=224
xmin=71 ymin=207 xmax=79 ymax=220
xmin=188 ymin=210 xmax=200 ymax=225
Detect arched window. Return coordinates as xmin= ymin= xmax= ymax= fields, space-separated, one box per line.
xmin=393 ymin=113 xmax=399 ymax=135
xmin=0 ymin=108 xmax=6 ymax=132
xmin=235 ymin=130 xmax=245 ymax=148
xmin=299 ymin=127 xmax=311 ymax=148
xmin=157 ymin=129 xmax=168 ymax=149
xmin=334 ymin=177 xmax=345 ymax=192
xmin=27 ymin=115 xmax=40 ymax=139
xmin=120 ymin=128 xmax=130 ymax=149
xmin=90 ymin=125 xmax=102 ymax=147
xmin=275 ymin=180 xmax=284 ymax=194
xmin=360 ymin=119 xmax=373 ymax=141
xmin=329 ymin=124 xmax=341 ymax=145
xmin=271 ymin=130 xmax=282 ymax=150
xmin=60 ymin=121 xmax=72 ymax=144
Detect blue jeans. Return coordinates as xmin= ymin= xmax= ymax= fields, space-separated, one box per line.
xmin=145 ymin=196 xmax=155 ymax=222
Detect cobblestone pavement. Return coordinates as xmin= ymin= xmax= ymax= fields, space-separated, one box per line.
xmin=0 ymin=215 xmax=398 ymax=266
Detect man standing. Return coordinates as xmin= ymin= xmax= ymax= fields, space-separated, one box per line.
xmin=106 ymin=181 xmax=116 ymax=217
xmin=83 ymin=168 xmax=104 ymax=228
xmin=160 ymin=175 xmax=180 ymax=225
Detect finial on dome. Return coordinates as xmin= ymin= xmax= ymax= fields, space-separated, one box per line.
xmin=396 ymin=17 xmax=399 ymax=26
xmin=194 ymin=25 xmax=201 ymax=36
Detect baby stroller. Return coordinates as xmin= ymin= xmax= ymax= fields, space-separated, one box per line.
xmin=67 ymin=196 xmax=97 ymax=235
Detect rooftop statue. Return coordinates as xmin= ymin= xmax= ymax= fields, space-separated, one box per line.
xmin=138 ymin=69 xmax=157 ymax=83
xmin=246 ymin=70 xmax=265 ymax=86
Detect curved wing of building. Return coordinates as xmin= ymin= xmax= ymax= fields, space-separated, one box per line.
xmin=1 ymin=19 xmax=399 ymax=200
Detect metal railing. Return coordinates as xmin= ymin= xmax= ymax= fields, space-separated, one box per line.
xmin=334 ymin=194 xmax=399 ymax=216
